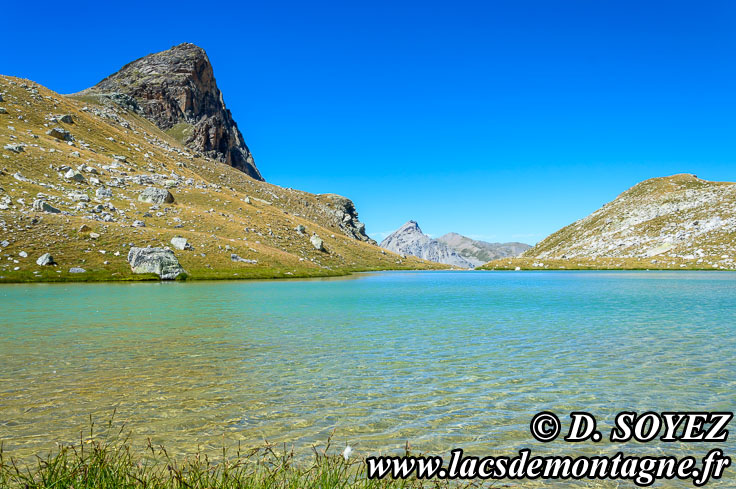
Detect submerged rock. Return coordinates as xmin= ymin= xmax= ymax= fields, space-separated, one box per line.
xmin=127 ymin=247 xmax=185 ymax=280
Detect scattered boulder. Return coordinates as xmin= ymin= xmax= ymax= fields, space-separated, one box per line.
xmin=127 ymin=247 xmax=186 ymax=280
xmin=170 ymin=236 xmax=192 ymax=250
xmin=295 ymin=224 xmax=306 ymax=235
xmin=36 ymin=253 xmax=56 ymax=266
xmin=68 ymin=191 xmax=90 ymax=202
xmin=65 ymin=169 xmax=85 ymax=182
xmin=95 ymin=187 xmax=112 ymax=198
xmin=138 ymin=187 xmax=174 ymax=204
xmin=78 ymin=224 xmax=92 ymax=233
xmin=0 ymin=107 xmax=7 ymax=114
xmin=18 ymin=251 xmax=28 ymax=258
xmin=89 ymin=232 xmax=100 ymax=239
xmin=46 ymin=127 xmax=73 ymax=141
xmin=244 ymin=196 xmax=251 ymax=204
xmin=32 ymin=199 xmax=60 ymax=213
xmin=69 ymin=267 xmax=86 ymax=273
xmin=59 ymin=114 xmax=74 ymax=124
xmin=4 ymin=143 xmax=23 ymax=153
xmin=310 ymin=235 xmax=325 ymax=251
xmin=231 ymin=253 xmax=257 ymax=264
xmin=132 ymin=220 xmax=146 ymax=227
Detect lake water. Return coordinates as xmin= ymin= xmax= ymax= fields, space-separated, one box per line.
xmin=1 ymin=271 xmax=734 ymax=486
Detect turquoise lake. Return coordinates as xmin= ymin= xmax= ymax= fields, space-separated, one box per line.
xmin=1 ymin=271 xmax=734 ymax=486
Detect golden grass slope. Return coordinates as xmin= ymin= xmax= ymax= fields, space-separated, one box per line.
xmin=482 ymin=174 xmax=736 ymax=270
xmin=0 ymin=76 xmax=444 ymax=282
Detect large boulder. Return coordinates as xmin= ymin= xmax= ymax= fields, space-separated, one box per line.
xmin=36 ymin=253 xmax=56 ymax=266
xmin=96 ymin=188 xmax=112 ymax=198
xmin=46 ymin=127 xmax=73 ymax=141
xmin=32 ymin=199 xmax=60 ymax=213
xmin=310 ymin=235 xmax=325 ymax=251
xmin=138 ymin=187 xmax=174 ymax=204
xmin=127 ymin=247 xmax=186 ymax=280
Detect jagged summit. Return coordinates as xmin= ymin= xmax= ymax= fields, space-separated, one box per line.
xmin=380 ymin=221 xmax=475 ymax=268
xmin=77 ymin=43 xmax=263 ymax=180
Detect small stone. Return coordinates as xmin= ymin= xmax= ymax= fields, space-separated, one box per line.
xmin=68 ymin=191 xmax=89 ymax=202
xmin=19 ymin=251 xmax=28 ymax=258
xmin=69 ymin=267 xmax=86 ymax=273
xmin=231 ymin=253 xmax=257 ymax=264
xmin=78 ymin=224 xmax=92 ymax=233
xmin=295 ymin=224 xmax=306 ymax=235
xmin=59 ymin=114 xmax=74 ymax=124
xmin=46 ymin=127 xmax=73 ymax=141
xmin=89 ymin=232 xmax=100 ymax=239
xmin=65 ymin=169 xmax=85 ymax=182
xmin=36 ymin=253 xmax=56 ymax=266
xmin=170 ymin=236 xmax=192 ymax=250
xmin=32 ymin=199 xmax=60 ymax=213
xmin=96 ymin=187 xmax=112 ymax=198
xmin=4 ymin=143 xmax=23 ymax=153
xmin=132 ymin=220 xmax=146 ymax=227
xmin=310 ymin=235 xmax=325 ymax=251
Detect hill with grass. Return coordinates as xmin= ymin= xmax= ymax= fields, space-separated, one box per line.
xmin=0 ymin=68 xmax=443 ymax=282
xmin=482 ymin=173 xmax=736 ymax=270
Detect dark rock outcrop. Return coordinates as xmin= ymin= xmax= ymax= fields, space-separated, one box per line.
xmin=317 ymin=194 xmax=376 ymax=245
xmin=78 ymin=43 xmax=263 ymax=180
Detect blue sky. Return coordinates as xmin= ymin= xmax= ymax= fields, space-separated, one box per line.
xmin=3 ymin=1 xmax=735 ymax=243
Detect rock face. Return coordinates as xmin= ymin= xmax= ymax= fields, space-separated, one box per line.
xmin=522 ymin=174 xmax=736 ymax=265
xmin=380 ymin=221 xmax=475 ymax=268
xmin=127 ymin=247 xmax=185 ymax=279
xmin=436 ymin=233 xmax=531 ymax=267
xmin=77 ymin=43 xmax=263 ymax=180
xmin=317 ymin=194 xmax=376 ymax=244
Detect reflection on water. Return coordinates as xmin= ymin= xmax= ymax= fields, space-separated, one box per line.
xmin=0 ymin=271 xmax=734 ymax=487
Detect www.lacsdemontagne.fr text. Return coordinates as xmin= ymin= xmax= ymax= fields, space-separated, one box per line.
xmin=366 ymin=448 xmax=730 ymax=487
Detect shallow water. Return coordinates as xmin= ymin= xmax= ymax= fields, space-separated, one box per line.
xmin=1 ymin=271 xmax=734 ymax=486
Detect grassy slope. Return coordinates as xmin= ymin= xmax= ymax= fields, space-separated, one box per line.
xmin=0 ymin=76 xmax=445 ymax=282
xmin=481 ymin=174 xmax=736 ymax=271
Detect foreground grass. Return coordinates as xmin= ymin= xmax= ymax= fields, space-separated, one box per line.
xmin=0 ymin=422 xmax=472 ymax=489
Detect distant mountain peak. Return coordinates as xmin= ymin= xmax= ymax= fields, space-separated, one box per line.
xmin=380 ymin=221 xmax=475 ymax=268
xmin=77 ymin=43 xmax=263 ymax=181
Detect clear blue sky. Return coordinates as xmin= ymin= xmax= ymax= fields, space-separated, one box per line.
xmin=3 ymin=1 xmax=735 ymax=243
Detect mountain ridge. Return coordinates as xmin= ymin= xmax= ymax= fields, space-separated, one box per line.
xmin=0 ymin=74 xmax=443 ymax=282
xmin=436 ymin=232 xmax=530 ymax=266
xmin=379 ymin=221 xmax=475 ymax=268
xmin=482 ymin=173 xmax=736 ymax=270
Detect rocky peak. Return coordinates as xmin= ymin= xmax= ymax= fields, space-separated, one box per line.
xmin=77 ymin=43 xmax=263 ymax=180
xmin=380 ymin=220 xmax=475 ymax=268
